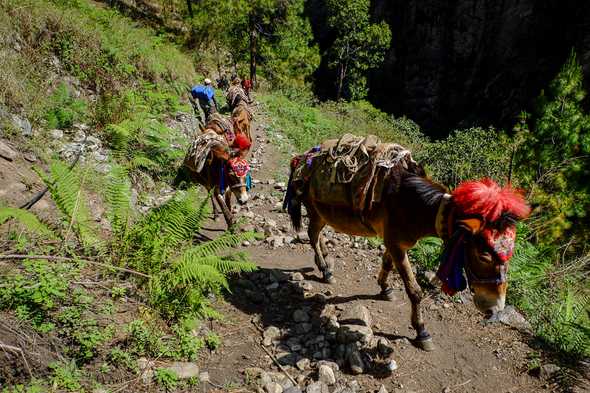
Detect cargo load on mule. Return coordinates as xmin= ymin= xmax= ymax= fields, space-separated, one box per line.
xmin=285 ymin=133 xmax=424 ymax=218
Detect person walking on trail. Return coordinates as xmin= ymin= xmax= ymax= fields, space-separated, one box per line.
xmin=190 ymin=78 xmax=218 ymax=125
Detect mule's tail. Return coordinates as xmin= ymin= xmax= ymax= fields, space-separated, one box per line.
xmin=283 ymin=169 xmax=302 ymax=232
xmin=173 ymin=165 xmax=191 ymax=189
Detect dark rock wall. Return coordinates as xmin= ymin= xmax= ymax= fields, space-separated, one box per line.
xmin=307 ymin=0 xmax=590 ymax=137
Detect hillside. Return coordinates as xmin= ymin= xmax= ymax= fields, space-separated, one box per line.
xmin=1 ymin=1 xmax=589 ymax=393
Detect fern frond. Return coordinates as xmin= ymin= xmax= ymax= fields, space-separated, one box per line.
xmin=189 ymin=231 xmax=256 ymax=258
xmin=106 ymin=165 xmax=133 ymax=238
xmin=0 ymin=207 xmax=55 ymax=238
xmin=35 ymin=160 xmax=102 ymax=250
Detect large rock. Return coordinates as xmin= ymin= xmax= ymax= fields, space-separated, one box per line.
xmin=265 ymin=382 xmax=283 ymax=393
xmin=318 ymin=365 xmax=336 ymax=385
xmin=263 ymin=326 xmax=282 ymax=346
xmin=493 ymin=305 xmax=532 ymax=332
xmin=162 ymin=362 xmax=199 ymax=379
xmin=0 ymin=141 xmax=17 ymax=161
xmin=12 ymin=115 xmax=32 ymax=136
xmin=337 ymin=325 xmax=373 ymax=344
xmin=339 ymin=304 xmax=371 ymax=327
xmin=306 ymin=382 xmax=329 ymax=393
xmin=284 ymin=387 xmax=303 ymax=393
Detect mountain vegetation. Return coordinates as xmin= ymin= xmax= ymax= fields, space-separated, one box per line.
xmin=0 ymin=0 xmax=588 ymax=391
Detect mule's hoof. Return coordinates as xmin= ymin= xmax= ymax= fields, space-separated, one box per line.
xmin=380 ymin=287 xmax=394 ymax=301
xmin=323 ymin=272 xmax=336 ymax=284
xmin=414 ymin=336 xmax=435 ymax=351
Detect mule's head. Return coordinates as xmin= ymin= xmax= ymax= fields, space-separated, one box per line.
xmin=440 ymin=179 xmax=530 ymax=317
xmin=226 ymin=157 xmax=251 ymax=205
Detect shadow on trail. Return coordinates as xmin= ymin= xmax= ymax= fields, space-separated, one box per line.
xmin=224 ymin=266 xmax=411 ymax=379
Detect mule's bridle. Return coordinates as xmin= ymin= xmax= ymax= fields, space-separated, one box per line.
xmin=435 ymin=194 xmax=509 ymax=286
xmin=464 ymin=260 xmax=507 ymax=285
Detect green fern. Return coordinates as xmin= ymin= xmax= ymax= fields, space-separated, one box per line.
xmin=121 ymin=187 xmax=257 ymax=320
xmin=35 ymin=160 xmax=102 ymax=250
xmin=0 ymin=207 xmax=55 ymax=238
xmin=105 ymin=165 xmax=133 ymax=239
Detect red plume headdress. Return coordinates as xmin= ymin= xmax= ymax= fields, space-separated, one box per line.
xmin=451 ymin=179 xmax=530 ymax=262
xmin=234 ymin=133 xmax=251 ymax=151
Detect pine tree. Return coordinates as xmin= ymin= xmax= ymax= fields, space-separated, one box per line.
xmin=516 ymin=50 xmax=590 ymax=244
xmin=325 ymin=0 xmax=391 ymax=100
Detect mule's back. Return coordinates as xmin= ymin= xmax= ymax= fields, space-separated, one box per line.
xmin=290 ymin=134 xmax=424 ymax=214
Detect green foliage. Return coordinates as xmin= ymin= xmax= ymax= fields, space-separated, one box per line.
xmin=515 ymin=51 xmax=590 ymax=244
xmin=325 ymin=0 xmax=392 ymax=100
xmin=1 ymin=380 xmax=46 ymax=393
xmin=260 ymin=92 xmax=426 ymax=152
xmin=0 ymin=259 xmax=70 ymax=330
xmin=44 ymin=82 xmax=87 ymax=129
xmin=408 ymin=237 xmax=443 ymax=271
xmin=126 ymin=319 xmax=169 ymax=357
xmin=0 ymin=0 xmax=196 ymax=118
xmin=508 ymin=224 xmax=590 ymax=357
xmin=205 ymin=332 xmax=221 ymax=350
xmin=188 ymin=0 xmax=319 ymax=89
xmin=155 ymin=368 xmax=179 ymax=392
xmin=108 ymin=347 xmax=136 ymax=371
xmin=419 ymin=127 xmax=513 ymax=187
xmin=36 ymin=160 xmax=102 ymax=250
xmin=0 ymin=207 xmax=55 ymax=239
xmin=104 ymin=89 xmax=187 ymax=179
xmin=258 ymin=0 xmax=320 ymax=88
xmin=49 ymin=361 xmax=83 ymax=392
xmin=123 ymin=188 xmax=257 ymax=320
xmin=105 ymin=165 xmax=133 ymax=240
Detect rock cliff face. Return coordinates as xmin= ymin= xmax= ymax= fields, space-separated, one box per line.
xmin=308 ymin=0 xmax=590 ymax=136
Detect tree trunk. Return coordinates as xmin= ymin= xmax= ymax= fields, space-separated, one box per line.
xmin=186 ymin=0 xmax=193 ymax=18
xmin=249 ymin=13 xmax=257 ymax=89
xmin=336 ymin=63 xmax=346 ymax=100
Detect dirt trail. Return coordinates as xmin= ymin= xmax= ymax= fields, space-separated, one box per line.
xmin=196 ymin=109 xmax=552 ymax=393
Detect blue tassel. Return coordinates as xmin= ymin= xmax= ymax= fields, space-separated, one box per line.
xmin=219 ymin=163 xmax=225 ymax=195
xmin=246 ymin=171 xmax=252 ymax=191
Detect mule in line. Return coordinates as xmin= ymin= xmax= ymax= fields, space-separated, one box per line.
xmin=284 ymin=136 xmax=530 ymax=350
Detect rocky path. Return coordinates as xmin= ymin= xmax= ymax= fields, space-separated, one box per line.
xmin=194 ymin=112 xmax=555 ymax=393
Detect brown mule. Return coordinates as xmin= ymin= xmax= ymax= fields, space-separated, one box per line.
xmin=284 ymin=138 xmax=530 ymax=351
xmin=177 ymin=131 xmax=250 ymax=227
xmin=231 ymin=101 xmax=253 ymax=152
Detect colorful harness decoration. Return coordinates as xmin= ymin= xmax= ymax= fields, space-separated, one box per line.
xmin=435 ymin=179 xmax=530 ymax=296
xmin=219 ymin=157 xmax=251 ymax=195
xmin=228 ymin=157 xmax=250 ymax=178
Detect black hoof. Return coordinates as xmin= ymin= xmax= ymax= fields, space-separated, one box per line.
xmin=414 ymin=334 xmax=435 ymax=351
xmin=380 ymin=287 xmax=394 ymax=301
xmin=322 ymin=271 xmax=336 ymax=284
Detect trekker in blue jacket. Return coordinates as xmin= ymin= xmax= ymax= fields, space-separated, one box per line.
xmin=190 ymin=78 xmax=218 ymax=124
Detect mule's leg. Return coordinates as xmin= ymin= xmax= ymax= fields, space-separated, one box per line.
xmin=214 ymin=191 xmax=233 ymax=228
xmin=211 ymin=195 xmax=219 ymax=220
xmin=377 ymin=251 xmax=395 ymax=300
xmin=308 ymin=211 xmax=334 ymax=283
xmin=387 ymin=245 xmax=434 ymax=351
xmin=224 ymin=190 xmax=232 ymax=213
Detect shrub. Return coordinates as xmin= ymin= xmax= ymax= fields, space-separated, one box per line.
xmin=44 ymin=83 xmax=87 ymax=129
xmin=419 ymin=127 xmax=513 ymax=187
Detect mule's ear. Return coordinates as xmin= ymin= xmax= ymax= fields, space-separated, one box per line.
xmin=457 ymin=217 xmax=484 ymax=235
